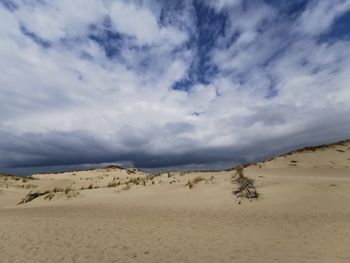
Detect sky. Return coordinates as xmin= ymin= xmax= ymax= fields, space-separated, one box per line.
xmin=1 ymin=0 xmax=350 ymax=175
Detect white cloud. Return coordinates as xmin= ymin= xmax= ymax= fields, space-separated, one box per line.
xmin=208 ymin=0 xmax=242 ymax=11
xmin=211 ymin=3 xmax=277 ymax=73
xmin=110 ymin=1 xmax=187 ymax=45
xmin=295 ymin=0 xmax=350 ymax=36
xmin=0 ymin=0 xmax=350 ymax=171
xmin=12 ymin=0 xmax=107 ymax=40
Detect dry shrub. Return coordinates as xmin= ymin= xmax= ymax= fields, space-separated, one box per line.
xmin=126 ymin=168 xmax=137 ymax=175
xmin=64 ymin=187 xmax=72 ymax=195
xmin=65 ymin=190 xmax=80 ymax=199
xmin=17 ymin=191 xmax=49 ymax=205
xmin=126 ymin=177 xmax=147 ymax=186
xmin=232 ymin=167 xmax=259 ymax=201
xmin=107 ymin=182 xmax=117 ymax=188
xmin=53 ymin=187 xmax=64 ymax=193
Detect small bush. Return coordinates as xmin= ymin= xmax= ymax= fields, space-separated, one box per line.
xmin=64 ymin=187 xmax=73 ymax=195
xmin=65 ymin=190 xmax=80 ymax=199
xmin=53 ymin=187 xmax=64 ymax=193
xmin=126 ymin=168 xmax=137 ymax=175
xmin=17 ymin=191 xmax=49 ymax=205
xmin=107 ymin=182 xmax=117 ymax=188
xmin=232 ymin=167 xmax=258 ymax=201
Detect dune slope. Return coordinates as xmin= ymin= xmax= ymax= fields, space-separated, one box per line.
xmin=1 ymin=140 xmax=350 ymax=263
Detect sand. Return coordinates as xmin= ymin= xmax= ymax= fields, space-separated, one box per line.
xmin=1 ymin=141 xmax=350 ymax=262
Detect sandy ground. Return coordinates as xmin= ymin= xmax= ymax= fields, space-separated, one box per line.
xmin=1 ymin=141 xmax=350 ymax=263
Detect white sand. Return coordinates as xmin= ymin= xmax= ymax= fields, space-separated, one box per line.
xmin=1 ymin=141 xmax=350 ymax=262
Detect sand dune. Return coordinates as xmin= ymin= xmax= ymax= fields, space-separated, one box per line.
xmin=1 ymin=140 xmax=350 ymax=262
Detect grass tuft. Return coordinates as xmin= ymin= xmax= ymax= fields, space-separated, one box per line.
xmin=185 ymin=176 xmax=205 ymax=189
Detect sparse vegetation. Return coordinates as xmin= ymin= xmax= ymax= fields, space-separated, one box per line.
xmin=65 ymin=190 xmax=80 ymax=198
xmin=44 ymin=192 xmax=55 ymax=201
xmin=224 ymin=139 xmax=350 ymax=171
xmin=281 ymin=140 xmax=349 ymax=156
xmin=107 ymin=182 xmax=117 ymax=188
xmin=185 ymin=176 xmax=205 ymax=189
xmin=15 ymin=184 xmax=38 ymax=189
xmin=0 ymin=174 xmax=35 ymax=181
xmin=53 ymin=187 xmax=64 ymax=193
xmin=19 ymin=186 xmax=80 ymax=204
xmin=122 ymin=185 xmax=131 ymax=191
xmin=232 ymin=167 xmax=258 ymax=202
xmin=126 ymin=168 xmax=138 ymax=175
xmin=64 ymin=187 xmax=72 ymax=195
xmin=149 ymin=172 xmax=161 ymax=179
xmin=124 ymin=177 xmax=147 ymax=186
xmin=17 ymin=191 xmax=50 ymax=205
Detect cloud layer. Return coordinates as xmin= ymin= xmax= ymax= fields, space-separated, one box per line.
xmin=1 ymin=0 xmax=350 ymax=173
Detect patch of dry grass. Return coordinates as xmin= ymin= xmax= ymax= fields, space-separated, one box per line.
xmin=107 ymin=182 xmax=118 ymax=188
xmin=185 ymin=176 xmax=205 ymax=189
xmin=44 ymin=192 xmax=55 ymax=201
xmin=15 ymin=184 xmax=38 ymax=189
xmin=17 ymin=191 xmax=50 ymax=205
